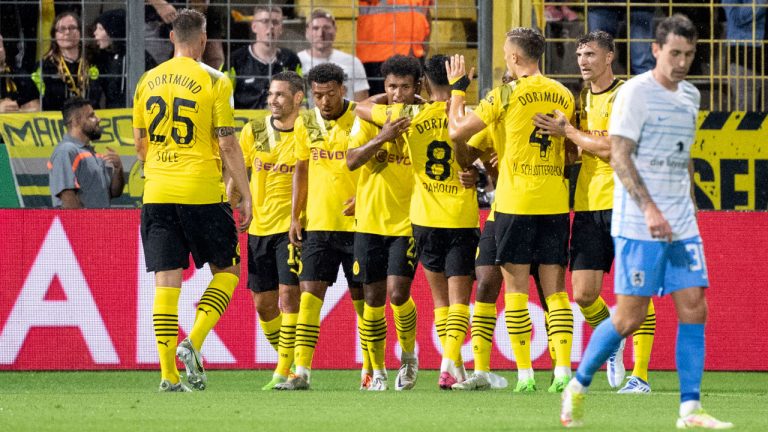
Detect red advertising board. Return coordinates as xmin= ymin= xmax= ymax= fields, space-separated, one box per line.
xmin=1 ymin=210 xmax=766 ymax=371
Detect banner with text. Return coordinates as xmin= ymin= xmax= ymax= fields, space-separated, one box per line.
xmin=1 ymin=209 xmax=766 ymax=371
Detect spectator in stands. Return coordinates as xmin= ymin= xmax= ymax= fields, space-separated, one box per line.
xmin=0 ymin=33 xmax=40 ymax=112
xmin=545 ymin=1 xmax=579 ymax=22
xmin=33 ymin=11 xmax=101 ymax=111
xmin=228 ymin=6 xmax=301 ymax=109
xmin=145 ymin=0 xmax=182 ymax=65
xmin=588 ymin=1 xmax=657 ymax=74
xmin=298 ymin=9 xmax=369 ymax=104
xmin=357 ymin=0 xmax=431 ymax=94
xmin=723 ymin=0 xmax=767 ymax=111
xmin=49 ymin=97 xmax=124 ymax=208
xmin=92 ymin=9 xmax=157 ymax=109
xmin=194 ymin=0 xmax=227 ymax=69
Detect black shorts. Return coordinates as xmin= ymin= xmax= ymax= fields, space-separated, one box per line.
xmin=569 ymin=210 xmax=614 ymax=272
xmin=353 ymin=233 xmax=418 ymax=284
xmin=247 ymin=232 xmax=300 ymax=293
xmin=300 ymin=231 xmax=361 ymax=288
xmin=494 ymin=212 xmax=570 ymax=266
xmin=475 ymin=219 xmax=497 ymax=267
xmin=141 ymin=203 xmax=239 ymax=272
xmin=412 ymin=225 xmax=479 ymax=277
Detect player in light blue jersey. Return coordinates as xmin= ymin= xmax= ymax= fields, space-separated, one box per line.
xmin=560 ymin=14 xmax=733 ymax=429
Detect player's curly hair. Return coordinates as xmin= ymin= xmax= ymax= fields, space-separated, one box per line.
xmin=380 ymin=55 xmax=422 ymax=83
xmin=424 ymin=54 xmax=449 ymax=86
xmin=272 ymin=71 xmax=305 ymax=95
xmin=506 ymin=27 xmax=545 ymax=61
xmin=578 ymin=30 xmax=614 ymax=53
xmin=306 ymin=63 xmax=345 ymax=86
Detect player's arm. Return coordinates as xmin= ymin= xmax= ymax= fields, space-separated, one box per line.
xmin=58 ymin=189 xmax=82 ymax=209
xmin=347 ymin=115 xmax=411 ymax=171
xmin=533 ymin=110 xmax=611 ymax=161
xmin=689 ymin=160 xmax=698 ymax=212
xmin=103 ymin=147 xmax=125 ymax=198
xmin=354 ymin=93 xmax=389 ymax=122
xmin=445 ymin=55 xmax=486 ymax=170
xmin=290 ymin=159 xmax=308 ymax=247
xmin=610 ymin=135 xmax=672 ymax=241
xmin=217 ymin=126 xmax=253 ymax=232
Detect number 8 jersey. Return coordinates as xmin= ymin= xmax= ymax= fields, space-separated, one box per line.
xmin=374 ymin=101 xmax=479 ymax=229
xmin=132 ymin=57 xmax=235 ymax=204
xmin=473 ymin=75 xmax=575 ymax=215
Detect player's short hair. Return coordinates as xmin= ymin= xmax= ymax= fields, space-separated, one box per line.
xmin=61 ymin=96 xmax=91 ymax=126
xmin=424 ymin=55 xmax=449 ymax=86
xmin=172 ymin=9 xmax=206 ymax=43
xmin=380 ymin=55 xmax=422 ymax=83
xmin=578 ymin=30 xmax=614 ymax=53
xmin=506 ymin=27 xmax=546 ymax=61
xmin=272 ymin=71 xmax=305 ymax=95
xmin=656 ymin=14 xmax=698 ymax=46
xmin=254 ymin=5 xmax=283 ymax=16
xmin=306 ymin=63 xmax=345 ymax=86
xmin=308 ymin=9 xmax=335 ymax=27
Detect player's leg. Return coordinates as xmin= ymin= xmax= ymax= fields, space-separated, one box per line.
xmin=531 ymin=265 xmax=556 ymax=371
xmin=668 ymin=238 xmax=732 ymax=429
xmin=619 ymin=299 xmax=655 ymax=393
xmin=141 ymin=203 xmax=190 ymax=391
xmin=387 ymin=235 xmax=418 ymax=391
xmin=247 ymin=235 xmax=282 ymax=354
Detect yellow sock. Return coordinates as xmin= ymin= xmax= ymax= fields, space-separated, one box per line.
xmin=434 ymin=306 xmax=449 ymax=350
xmin=275 ymin=312 xmax=298 ymax=377
xmin=631 ymin=299 xmax=656 ymax=381
xmin=353 ymin=298 xmax=372 ymax=372
xmin=259 ymin=313 xmax=282 ymax=352
xmin=505 ymin=293 xmax=532 ymax=369
xmin=580 ymin=296 xmax=611 ymax=329
xmin=363 ymin=304 xmax=387 ymax=371
xmin=471 ymin=301 xmax=497 ymax=373
xmin=189 ymin=272 xmax=237 ymax=351
xmin=546 ymin=292 xmax=573 ymax=369
xmin=445 ymin=303 xmax=470 ymax=367
xmin=153 ymin=286 xmax=181 ymax=383
xmin=544 ymin=311 xmax=556 ymax=366
xmin=391 ymin=297 xmax=417 ymax=354
xmin=295 ymin=292 xmax=323 ymax=369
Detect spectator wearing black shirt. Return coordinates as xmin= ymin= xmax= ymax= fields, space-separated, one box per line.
xmin=92 ymin=9 xmax=157 ymax=108
xmin=0 ymin=33 xmax=39 ymax=112
xmin=228 ymin=6 xmax=301 ymax=109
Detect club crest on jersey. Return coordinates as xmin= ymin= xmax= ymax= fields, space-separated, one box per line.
xmin=631 ymin=270 xmax=645 ymax=287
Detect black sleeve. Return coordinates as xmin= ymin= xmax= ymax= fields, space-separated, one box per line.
xmin=11 ymin=71 xmax=40 ymax=106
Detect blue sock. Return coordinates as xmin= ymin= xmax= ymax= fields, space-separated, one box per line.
xmin=677 ymin=323 xmax=704 ymax=403
xmin=575 ymin=319 xmax=623 ymax=387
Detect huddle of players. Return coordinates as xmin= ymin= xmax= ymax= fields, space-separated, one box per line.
xmin=241 ymin=27 xmax=659 ymax=393
xmin=135 ymin=8 xmax=655 ymax=394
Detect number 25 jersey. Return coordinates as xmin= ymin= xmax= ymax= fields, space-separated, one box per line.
xmin=473 ymin=75 xmax=574 ymax=215
xmin=133 ymin=56 xmax=235 ymax=204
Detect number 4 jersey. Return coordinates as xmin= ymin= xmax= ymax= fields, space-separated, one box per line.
xmin=473 ymin=75 xmax=575 ymax=215
xmin=132 ymin=56 xmax=235 ymax=204
xmin=374 ymin=101 xmax=479 ymax=229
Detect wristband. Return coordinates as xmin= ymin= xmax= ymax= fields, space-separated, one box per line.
xmin=451 ymin=90 xmax=466 ymax=97
xmin=450 ymin=75 xmax=471 ymax=92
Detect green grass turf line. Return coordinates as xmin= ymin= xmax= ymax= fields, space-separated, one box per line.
xmin=0 ymin=371 xmax=764 ymax=431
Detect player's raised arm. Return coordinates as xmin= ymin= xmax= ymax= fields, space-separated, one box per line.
xmin=445 ymin=54 xmax=486 ymax=169
xmin=354 ymin=93 xmax=388 ymax=123
xmin=346 ymin=115 xmax=411 ymax=171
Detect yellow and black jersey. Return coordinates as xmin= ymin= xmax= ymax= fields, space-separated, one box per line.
xmin=294 ymin=102 xmax=360 ymax=232
xmin=240 ymin=115 xmax=298 ymax=236
xmin=378 ymin=101 xmax=478 ymax=229
xmin=473 ymin=75 xmax=575 ymax=215
xmin=349 ymin=112 xmax=413 ymax=236
xmin=133 ymin=57 xmax=235 ymax=204
xmin=574 ymin=79 xmax=623 ymax=211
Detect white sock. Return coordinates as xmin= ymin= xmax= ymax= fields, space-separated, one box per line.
xmin=517 ymin=367 xmax=534 ymax=381
xmin=440 ymin=357 xmax=453 ymax=373
xmin=680 ymin=400 xmax=702 ymax=417
xmin=373 ymin=369 xmax=387 ymax=380
xmin=567 ymin=377 xmax=587 ymax=394
xmin=473 ymin=370 xmax=490 ymax=377
xmin=295 ymin=366 xmax=311 ymax=380
xmin=554 ymin=366 xmax=572 ymax=379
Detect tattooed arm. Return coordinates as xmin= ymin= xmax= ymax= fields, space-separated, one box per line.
xmin=216 ymin=126 xmax=253 ymax=232
xmin=610 ymin=135 xmax=672 ymax=241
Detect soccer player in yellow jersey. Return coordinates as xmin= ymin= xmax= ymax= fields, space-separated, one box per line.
xmin=132 ymin=9 xmax=252 ymax=392
xmin=276 ymin=63 xmax=363 ymax=390
xmin=447 ymin=28 xmax=576 ymax=393
xmin=533 ymin=31 xmax=656 ymax=394
xmin=347 ymin=55 xmax=421 ymax=391
xmin=238 ymin=71 xmax=305 ymax=390
xmin=360 ymin=55 xmax=480 ymax=390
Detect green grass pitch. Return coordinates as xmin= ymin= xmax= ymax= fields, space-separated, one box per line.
xmin=0 ymin=370 xmax=764 ymax=431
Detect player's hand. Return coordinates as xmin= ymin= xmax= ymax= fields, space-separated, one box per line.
xmin=102 ymin=147 xmax=123 ymax=169
xmin=459 ymin=166 xmax=479 ymax=189
xmin=643 ymin=203 xmax=673 ymax=242
xmin=445 ymin=54 xmax=474 ymax=90
xmin=533 ymin=110 xmax=568 ymax=137
xmin=155 ymin=1 xmax=177 ymax=23
xmin=226 ymin=179 xmax=242 ymax=208
xmin=378 ymin=114 xmax=411 ymax=143
xmin=236 ymin=196 xmax=253 ymax=233
xmin=0 ymin=98 xmax=20 ymax=113
xmin=343 ymin=196 xmax=355 ymax=216
xmin=289 ymin=219 xmax=303 ymax=247
xmin=488 ymin=152 xmax=499 ymax=169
